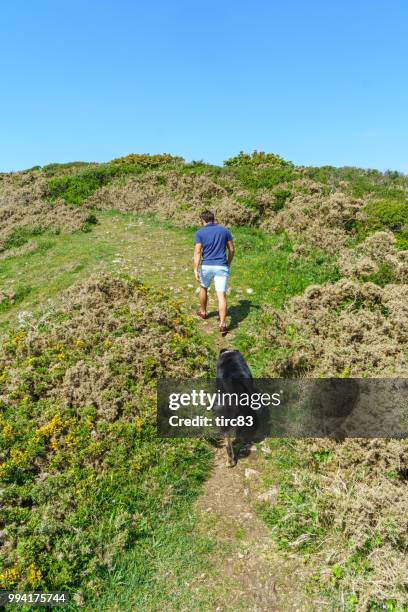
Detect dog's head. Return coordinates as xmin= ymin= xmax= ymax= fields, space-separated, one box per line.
xmin=216 ymin=349 xmax=253 ymax=379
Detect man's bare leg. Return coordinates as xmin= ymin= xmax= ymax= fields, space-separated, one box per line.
xmin=217 ymin=291 xmax=227 ymax=326
xmin=199 ymin=286 xmax=208 ymax=315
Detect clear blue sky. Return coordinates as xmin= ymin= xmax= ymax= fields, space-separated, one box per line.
xmin=1 ymin=0 xmax=407 ymax=172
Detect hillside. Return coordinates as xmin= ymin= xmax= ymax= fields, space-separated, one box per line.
xmin=0 ymin=152 xmax=408 ymax=610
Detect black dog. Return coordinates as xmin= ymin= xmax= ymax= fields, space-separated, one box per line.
xmin=214 ymin=349 xmax=262 ymax=467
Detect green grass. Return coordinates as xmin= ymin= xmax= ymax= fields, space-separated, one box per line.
xmin=229 ymin=230 xmax=340 ymax=375
xmin=0 ymin=212 xmax=337 ymax=333
xmin=0 ymin=285 xmax=32 ymax=314
xmin=256 ymin=439 xmax=408 ymax=610
xmin=0 ymin=226 xmax=117 ymax=331
xmin=1 ymin=204 xmax=404 ymax=609
xmin=74 ymin=493 xmax=234 ymax=612
xmin=257 ymin=440 xmax=328 ymax=553
xmin=3 ymin=227 xmax=45 ymax=250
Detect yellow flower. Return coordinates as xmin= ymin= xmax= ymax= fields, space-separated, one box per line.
xmin=10 ymin=448 xmax=24 ymax=462
xmin=56 ymin=352 xmax=65 ymax=361
xmin=35 ymin=414 xmax=62 ymax=440
xmin=0 ymin=566 xmax=19 ymax=587
xmin=65 ymin=431 xmax=77 ymax=448
xmin=75 ymin=339 xmax=85 ymax=348
xmin=27 ymin=564 xmax=42 ymax=586
xmin=2 ymin=424 xmax=12 ymax=438
xmin=11 ymin=331 xmax=25 ymax=346
xmin=134 ymin=416 xmax=145 ymax=433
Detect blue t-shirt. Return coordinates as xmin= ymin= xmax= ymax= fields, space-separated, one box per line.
xmin=194 ymin=223 xmax=233 ymax=266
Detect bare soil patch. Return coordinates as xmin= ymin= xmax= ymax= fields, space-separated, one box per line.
xmin=195 ymin=445 xmax=321 ymax=611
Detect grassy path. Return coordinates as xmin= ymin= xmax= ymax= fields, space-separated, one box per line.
xmin=1 ymin=210 xmax=338 ymax=373
xmin=1 ymin=211 xmax=337 ymax=609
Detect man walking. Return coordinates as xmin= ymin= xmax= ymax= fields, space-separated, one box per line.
xmin=193 ymin=210 xmax=235 ymax=336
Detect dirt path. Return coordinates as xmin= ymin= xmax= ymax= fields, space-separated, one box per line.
xmin=113 ymin=215 xmax=317 ymax=608
xmin=3 ymin=212 xmax=317 ymax=608
xmin=194 ymin=443 xmax=315 ymax=611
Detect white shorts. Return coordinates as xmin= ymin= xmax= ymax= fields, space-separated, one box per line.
xmin=200 ymin=264 xmax=230 ymax=292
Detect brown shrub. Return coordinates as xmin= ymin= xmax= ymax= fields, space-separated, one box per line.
xmin=271 ymin=189 xmax=363 ymax=254
xmin=291 ymin=437 xmax=408 ymax=608
xmin=87 ymin=170 xmax=259 ymax=226
xmin=339 ymin=231 xmax=408 ymax=282
xmin=0 ymin=275 xmax=212 ymax=417
xmin=263 ymin=278 xmax=408 ymax=377
xmin=0 ymin=288 xmax=16 ymax=305
xmin=0 ymin=172 xmax=92 ymax=252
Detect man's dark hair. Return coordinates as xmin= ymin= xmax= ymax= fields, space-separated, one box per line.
xmin=201 ymin=210 xmax=215 ymax=223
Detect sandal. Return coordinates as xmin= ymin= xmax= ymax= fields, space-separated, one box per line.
xmin=196 ymin=310 xmax=207 ymax=320
xmin=219 ymin=324 xmax=228 ymax=336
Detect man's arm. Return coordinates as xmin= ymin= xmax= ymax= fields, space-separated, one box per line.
xmin=227 ymin=240 xmax=235 ymax=266
xmin=193 ymin=243 xmax=202 ymax=282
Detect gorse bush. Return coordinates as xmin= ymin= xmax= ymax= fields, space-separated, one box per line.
xmin=46 ymin=155 xmax=184 ymax=205
xmin=356 ymin=199 xmax=408 ymax=249
xmin=271 ymin=188 xmax=292 ymax=212
xmin=2 ymin=150 xmax=408 ymax=608
xmin=304 ymin=165 xmax=408 ymax=199
xmin=46 ymin=167 xmax=119 ymax=205
xmin=42 ymin=162 xmax=91 ymax=176
xmin=339 ymin=232 xmax=408 ymax=284
xmin=230 ymin=165 xmax=297 ymax=192
xmin=110 ymin=153 xmax=183 ymax=168
xmin=263 ymin=279 xmax=408 ymax=377
xmin=224 ymin=150 xmax=293 ymax=168
xmin=0 ymin=275 xmax=213 ymax=595
xmin=261 ymin=438 xmax=408 ymax=609
xmin=0 ymin=173 xmax=93 ymax=254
